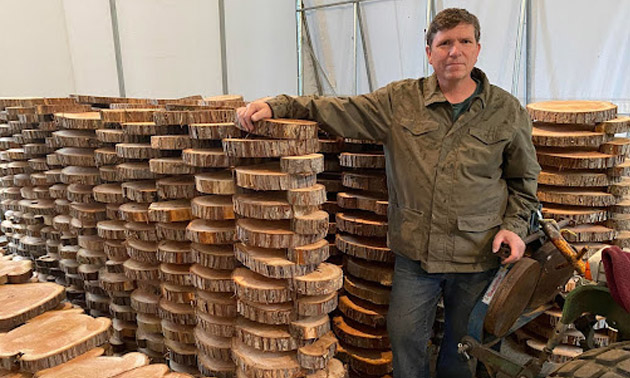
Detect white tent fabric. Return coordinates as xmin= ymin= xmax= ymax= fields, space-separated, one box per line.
xmin=0 ymin=0 xmax=627 ymax=112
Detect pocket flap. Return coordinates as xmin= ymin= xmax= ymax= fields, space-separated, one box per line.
xmin=469 ymin=126 xmax=511 ymax=144
xmin=399 ymin=117 xmax=440 ymax=136
xmin=457 ymin=213 xmax=502 ymax=232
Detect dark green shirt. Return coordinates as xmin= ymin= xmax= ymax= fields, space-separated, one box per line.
xmin=451 ymin=78 xmax=482 ymax=122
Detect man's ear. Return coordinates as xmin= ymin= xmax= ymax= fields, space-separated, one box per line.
xmin=425 ymin=45 xmax=432 ymax=65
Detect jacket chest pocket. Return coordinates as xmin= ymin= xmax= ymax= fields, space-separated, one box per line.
xmin=398 ymin=117 xmax=441 ymax=152
xmin=463 ymin=126 xmax=511 ymax=177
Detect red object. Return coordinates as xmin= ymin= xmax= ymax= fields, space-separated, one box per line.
xmin=602 ymin=246 xmax=630 ymax=313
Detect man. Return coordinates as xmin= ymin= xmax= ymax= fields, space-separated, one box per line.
xmin=237 ymin=8 xmax=539 ymax=378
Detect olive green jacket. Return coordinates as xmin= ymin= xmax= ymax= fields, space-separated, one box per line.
xmin=266 ymin=68 xmax=540 ymax=273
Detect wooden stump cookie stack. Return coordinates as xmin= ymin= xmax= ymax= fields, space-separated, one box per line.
xmin=333 ymin=138 xmax=393 ymax=377
xmin=527 ymin=101 xmax=630 ymax=250
xmin=226 ymin=118 xmax=345 ymax=378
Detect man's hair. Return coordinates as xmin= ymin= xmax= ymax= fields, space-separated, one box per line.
xmin=426 ymin=8 xmax=480 ymax=47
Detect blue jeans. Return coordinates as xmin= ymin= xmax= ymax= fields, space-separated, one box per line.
xmin=387 ymin=254 xmax=496 ymax=378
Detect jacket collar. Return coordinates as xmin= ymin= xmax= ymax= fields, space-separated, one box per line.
xmin=423 ymin=67 xmax=489 ymax=108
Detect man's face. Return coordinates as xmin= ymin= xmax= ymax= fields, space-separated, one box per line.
xmin=426 ymin=23 xmax=481 ymax=83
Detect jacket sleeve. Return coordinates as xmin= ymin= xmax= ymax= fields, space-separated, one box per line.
xmin=500 ymin=106 xmax=541 ymax=238
xmin=265 ymin=84 xmax=394 ymax=143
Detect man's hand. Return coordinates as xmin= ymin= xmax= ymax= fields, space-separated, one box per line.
xmin=492 ymin=229 xmax=525 ymax=264
xmin=236 ymin=101 xmax=272 ymax=132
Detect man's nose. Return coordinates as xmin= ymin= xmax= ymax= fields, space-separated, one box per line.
xmin=449 ymin=43 xmax=462 ymax=56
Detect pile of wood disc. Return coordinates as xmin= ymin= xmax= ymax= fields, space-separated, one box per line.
xmin=527 ymin=101 xmax=630 ymax=250
xmin=333 ymin=138 xmax=393 ymax=377
xmin=225 ymin=118 xmax=345 ymax=378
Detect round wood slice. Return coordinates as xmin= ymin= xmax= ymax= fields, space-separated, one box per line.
xmin=345 ymin=257 xmax=393 ymax=287
xmin=609 ymin=177 xmax=630 ymax=197
xmin=55 ymin=148 xmax=95 ymax=167
xmin=125 ymin=239 xmax=159 ymax=264
xmin=600 ymin=137 xmax=630 ymax=156
xmin=235 ymin=163 xmax=316 ymax=191
xmin=291 ymin=262 xmax=342 ymax=296
xmin=613 ymin=230 xmax=630 ymax=248
xmin=188 ymin=122 xmax=241 ymax=140
xmin=295 ymin=292 xmax=338 ymax=317
xmin=233 ymin=192 xmax=299 ymax=220
xmin=336 ymin=234 xmax=393 ymax=263
xmin=0 ymin=309 xmax=110 ymax=372
xmin=231 ymin=339 xmax=301 ymax=378
xmin=101 ymin=108 xmax=159 ymax=123
xmin=149 ymin=157 xmax=198 ymax=175
xmin=195 ymin=291 xmax=236 ymax=318
xmin=163 ymin=338 xmax=197 ymax=366
xmin=95 ymin=129 xmax=125 ymax=144
xmin=95 ymin=147 xmax=124 ymax=167
xmin=338 ymin=294 xmax=387 ymax=328
xmin=156 ymin=222 xmax=189 ymax=242
xmin=119 ymin=203 xmax=150 ymax=223
xmin=158 ymin=298 xmax=196 ymax=326
xmin=238 ymin=119 xmax=318 ymax=140
xmin=100 ymin=271 xmax=135 ymax=292
xmin=541 ymin=204 xmax=607 ymax=224
xmin=606 ymin=213 xmax=630 ymax=230
xmin=156 ymin=176 xmax=197 ymax=200
xmin=191 ymin=195 xmax=234 ymax=220
xmin=195 ymin=171 xmax=234 ymax=195
xmin=196 ymin=311 xmax=235 ymax=338
xmin=234 ymin=243 xmax=316 ymax=279
xmin=160 ymin=282 xmax=195 ymax=304
xmin=159 ymin=263 xmax=192 ymax=286
xmin=157 ymin=240 xmax=194 ymax=265
xmin=537 ymin=186 xmax=616 ymax=207
xmin=186 ymin=219 xmax=235 ymax=245
xmin=92 ymin=183 xmax=123 ymax=204
xmin=154 ymin=109 xmax=234 ymax=126
xmin=52 ymin=130 xmax=101 ymax=148
xmin=0 ymin=282 xmax=65 ymax=331
xmin=223 ymin=137 xmax=319 ymax=158
xmin=162 ymin=319 xmax=196 ymax=344
xmin=194 ymin=327 xmax=231 ymax=361
xmin=595 ymin=115 xmax=630 ymax=134
xmin=291 ymin=210 xmax=329 ymax=235
xmin=563 ymin=224 xmax=617 ymax=243
xmin=336 ymin=342 xmax=392 ymax=376
xmin=60 ymin=166 xmax=101 ymax=186
xmin=197 ymin=352 xmax=236 ymax=378
xmin=115 ymin=143 xmax=163 ymax=160
xmin=536 ymin=149 xmax=623 ymax=169
xmin=484 ymin=258 xmax=541 ymax=337
xmin=526 ymin=101 xmax=617 ymax=124
xmin=123 ymin=258 xmax=159 ymax=282
xmin=336 ymin=212 xmax=387 ymax=238
xmin=287 ymin=184 xmax=327 ymax=207
xmin=151 ymin=135 xmax=193 ymax=151
xmin=191 ymin=243 xmax=236 ymax=270
xmin=609 ymin=159 xmax=630 ymax=177
xmin=232 ymin=267 xmax=290 ymax=304
xmin=121 ymin=122 xmax=170 ymax=136
xmin=99 ymin=165 xmax=121 ymax=182
xmin=0 ymin=260 xmax=33 ymax=284
xmin=344 ymin=275 xmax=390 ymax=305
xmin=33 ymin=348 xmax=149 ymax=378
xmin=342 ymin=172 xmax=387 ymax=193
xmin=537 ymin=170 xmax=610 ymax=187
xmin=611 ymin=196 xmax=630 ymax=215
xmin=121 ymin=180 xmax=157 ymax=203
xmin=97 ymin=220 xmax=127 ymax=240
xmin=182 ymin=148 xmax=229 ymax=168
xmin=55 ymin=112 xmax=102 ymax=130
xmin=332 ymin=316 xmax=389 ymax=350
xmin=190 ymin=264 xmax=234 ymax=293
xmin=234 ymin=317 xmax=299 ymax=353
xmin=339 ymin=152 xmax=385 ymax=169
xmin=130 ymin=288 xmax=160 ymax=314
xmin=531 ymin=124 xmax=607 ymax=147
xmin=287 ymin=239 xmax=330 ymax=266
xmin=280 ymin=153 xmax=324 ymax=175
xmin=289 ymin=315 xmax=331 ymax=340
xmin=117 ymin=162 xmax=163 ymax=180
xmin=148 ymin=200 xmax=192 ymax=223
xmin=237 ymin=219 xmax=324 ymax=249
xmin=106 ymin=363 xmax=172 ymax=378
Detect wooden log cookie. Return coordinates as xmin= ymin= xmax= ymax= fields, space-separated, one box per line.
xmin=338 ymin=294 xmax=387 ymax=328
xmin=595 ymin=115 xmax=630 ymax=135
xmin=0 ymin=282 xmax=65 ymax=331
xmin=188 ymin=122 xmax=241 ymax=140
xmin=186 ymin=219 xmax=235 ymax=245
xmin=147 ymin=200 xmax=192 ymax=223
xmin=531 ymin=124 xmax=607 ymax=148
xmin=238 ymin=119 xmax=318 ymax=140
xmin=33 ymin=348 xmax=149 ymax=378
xmin=191 ymin=195 xmax=234 ymax=220
xmin=236 ymin=218 xmax=325 ymax=249
xmin=231 ymin=339 xmax=301 ymax=378
xmin=536 ymin=149 xmax=623 ymax=170
xmin=280 ymin=153 xmax=324 ymax=175
xmin=195 ymin=170 xmax=235 ymax=195
xmin=526 ymin=101 xmax=617 ymax=124
xmin=342 ymin=171 xmax=387 ymax=193
xmin=223 ymin=138 xmax=319 ymax=158
xmin=232 ymin=267 xmax=291 ymax=304
xmin=0 ymin=259 xmax=33 ymax=285
xmin=234 ymin=242 xmax=317 ymax=279
xmin=537 ymin=186 xmax=616 ymax=207
xmin=0 ymin=309 xmax=110 ymax=372
xmin=537 ymin=170 xmax=610 ymax=187
xmin=541 ymin=204 xmax=607 ymax=224
xmin=339 ymin=152 xmax=386 ymax=169
xmin=333 ymin=315 xmax=389 ymax=349
xmin=54 ymin=112 xmax=102 ymax=130
xmin=156 ymin=176 xmax=197 ymax=200
xmin=343 ymin=274 xmax=391 ymax=305
xmin=235 ymin=163 xmax=316 ymax=191
xmin=336 ymin=233 xmax=393 ymax=263
xmin=182 ymin=148 xmax=230 ymax=168
xmin=336 ymin=212 xmax=387 ymax=238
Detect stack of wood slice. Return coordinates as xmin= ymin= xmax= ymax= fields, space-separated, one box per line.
xmin=526 ymin=101 xmax=630 ymax=251
xmin=227 ymin=118 xmax=345 ymax=378
xmin=50 ymin=111 xmax=103 ymax=312
xmin=178 ymin=103 xmax=242 ymax=378
xmin=333 ymin=138 xmax=393 ymax=377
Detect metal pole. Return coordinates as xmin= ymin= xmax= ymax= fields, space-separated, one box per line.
xmin=296 ymin=0 xmax=304 ymax=95
xmin=218 ymin=0 xmax=229 ymax=95
xmin=301 ymin=0 xmax=373 ymax=12
xmin=301 ymin=14 xmax=324 ymax=95
xmin=353 ymin=1 xmax=358 ymax=94
xmin=109 ymin=0 xmax=126 ymax=97
xmin=511 ymin=0 xmax=528 ymax=97
xmin=356 ymin=3 xmax=374 ymax=92
xmin=525 ymin=0 xmax=532 ymax=105
xmin=424 ymin=0 xmax=434 ymax=77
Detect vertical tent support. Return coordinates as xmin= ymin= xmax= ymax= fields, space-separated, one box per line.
xmin=109 ymin=0 xmax=126 ymax=97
